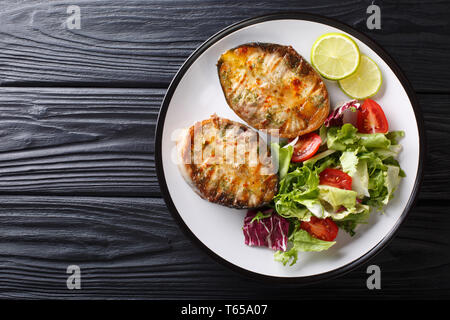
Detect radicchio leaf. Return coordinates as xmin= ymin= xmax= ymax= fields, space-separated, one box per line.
xmin=324 ymin=100 xmax=361 ymax=127
xmin=243 ymin=208 xmax=289 ymax=251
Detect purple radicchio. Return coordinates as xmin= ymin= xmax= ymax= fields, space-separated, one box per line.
xmin=324 ymin=100 xmax=361 ymax=127
xmin=243 ymin=208 xmax=289 ymax=252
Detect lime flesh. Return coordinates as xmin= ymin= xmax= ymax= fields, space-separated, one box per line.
xmin=338 ymin=55 xmax=382 ymax=99
xmin=311 ymin=33 xmax=360 ymax=80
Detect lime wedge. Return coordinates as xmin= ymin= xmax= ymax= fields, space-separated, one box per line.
xmin=338 ymin=55 xmax=382 ymax=99
xmin=311 ymin=33 xmax=360 ymax=80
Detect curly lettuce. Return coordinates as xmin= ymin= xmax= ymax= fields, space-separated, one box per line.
xmin=274 ymin=229 xmax=335 ymax=266
xmin=326 ymin=123 xmax=404 ymax=213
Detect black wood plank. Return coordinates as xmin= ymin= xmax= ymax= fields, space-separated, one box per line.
xmin=0 ymin=196 xmax=447 ymax=299
xmin=0 ymin=0 xmax=449 ymax=92
xmin=0 ymin=0 xmax=447 ymax=301
xmin=0 ymin=87 xmax=161 ymax=196
xmin=421 ymin=93 xmax=450 ymax=200
xmin=0 ymin=87 xmax=445 ymax=199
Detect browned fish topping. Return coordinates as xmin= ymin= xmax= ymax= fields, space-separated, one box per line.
xmin=217 ymin=43 xmax=330 ymax=138
xmin=176 ymin=115 xmax=278 ymax=208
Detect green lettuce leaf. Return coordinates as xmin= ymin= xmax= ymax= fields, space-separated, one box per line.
xmin=335 ymin=208 xmax=371 ymax=236
xmin=271 ymin=143 xmax=293 ymax=180
xmin=303 ymin=149 xmax=336 ymax=168
xmin=327 ymin=123 xmax=359 ymax=151
xmin=339 ymin=150 xmax=370 ymax=198
xmin=374 ymin=142 xmax=403 ymax=159
xmin=351 ymin=159 xmax=370 ymax=197
xmin=386 ymin=130 xmax=405 ymax=145
xmin=274 ymin=229 xmax=335 ymax=266
xmin=384 ymin=165 xmax=401 ymax=204
xmin=331 ymin=202 xmax=370 ymax=221
xmin=317 ymin=185 xmax=357 ymax=213
xmin=319 ymin=125 xmax=328 ymax=145
xmin=340 ymin=150 xmax=359 ymax=176
xmin=304 ymin=149 xmax=339 ymax=174
xmin=357 ymin=133 xmax=391 ymax=149
xmin=274 ymin=166 xmax=319 ymax=220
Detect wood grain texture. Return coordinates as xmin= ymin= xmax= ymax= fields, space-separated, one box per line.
xmin=0 ymin=0 xmax=449 ymax=92
xmin=0 ymin=196 xmax=447 ymax=299
xmin=0 ymin=89 xmax=447 ymax=299
xmin=0 ymin=0 xmax=448 ymax=300
xmin=0 ymin=87 xmax=161 ymax=196
xmin=0 ymin=87 xmax=445 ymax=199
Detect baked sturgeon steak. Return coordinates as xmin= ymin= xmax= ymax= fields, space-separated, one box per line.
xmin=176 ymin=115 xmax=278 ymax=208
xmin=217 ymin=43 xmax=330 ymax=138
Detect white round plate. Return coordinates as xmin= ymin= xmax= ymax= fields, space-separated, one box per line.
xmin=155 ymin=13 xmax=424 ymax=283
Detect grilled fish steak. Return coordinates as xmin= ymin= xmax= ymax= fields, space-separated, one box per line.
xmin=217 ymin=43 xmax=330 ymax=138
xmin=176 ymin=115 xmax=278 ymax=208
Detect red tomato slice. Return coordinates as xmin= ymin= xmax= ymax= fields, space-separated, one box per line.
xmin=290 ymin=133 xmax=322 ymax=162
xmin=319 ymin=168 xmax=353 ymax=190
xmin=357 ymin=99 xmax=389 ymax=133
xmin=300 ymin=216 xmax=338 ymax=241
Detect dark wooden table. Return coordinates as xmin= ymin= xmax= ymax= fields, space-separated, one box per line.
xmin=0 ymin=0 xmax=449 ymax=299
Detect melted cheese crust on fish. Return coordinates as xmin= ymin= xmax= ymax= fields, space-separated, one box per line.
xmin=217 ymin=43 xmax=330 ymax=138
xmin=176 ymin=115 xmax=278 ymax=208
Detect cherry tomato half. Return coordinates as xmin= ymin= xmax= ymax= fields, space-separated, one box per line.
xmin=357 ymin=99 xmax=389 ymax=134
xmin=290 ymin=133 xmax=322 ymax=162
xmin=319 ymin=168 xmax=353 ymax=190
xmin=300 ymin=216 xmax=338 ymax=241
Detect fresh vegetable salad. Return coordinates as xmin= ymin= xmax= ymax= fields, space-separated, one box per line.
xmin=243 ymin=99 xmax=405 ymax=266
